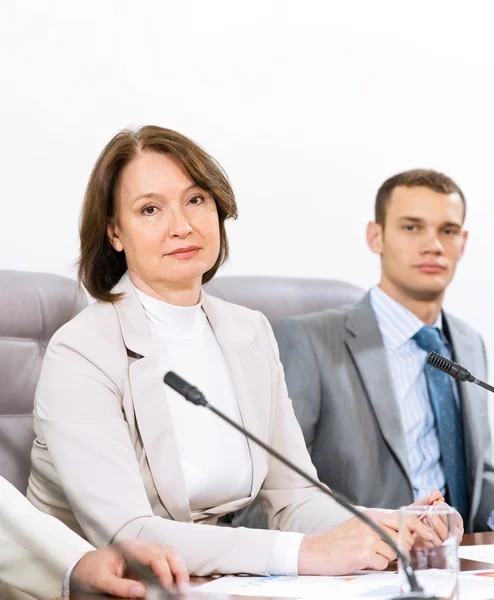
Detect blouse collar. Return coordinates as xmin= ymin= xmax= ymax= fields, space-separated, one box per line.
xmin=134 ymin=285 xmax=206 ymax=341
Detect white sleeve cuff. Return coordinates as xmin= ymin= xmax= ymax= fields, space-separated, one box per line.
xmin=488 ymin=508 xmax=494 ymax=531
xmin=62 ymin=552 xmax=90 ymax=596
xmin=265 ymin=532 xmax=304 ymax=576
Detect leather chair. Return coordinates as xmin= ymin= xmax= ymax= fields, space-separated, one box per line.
xmin=0 ymin=270 xmax=87 ymax=493
xmin=204 ymin=275 xmax=364 ymax=325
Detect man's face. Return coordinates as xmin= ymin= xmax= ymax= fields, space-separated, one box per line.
xmin=367 ymin=185 xmax=468 ymax=301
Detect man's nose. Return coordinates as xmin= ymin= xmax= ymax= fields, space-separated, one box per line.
xmin=422 ymin=230 xmax=444 ymax=254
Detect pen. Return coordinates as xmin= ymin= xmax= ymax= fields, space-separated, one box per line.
xmin=418 ymin=495 xmax=445 ymax=522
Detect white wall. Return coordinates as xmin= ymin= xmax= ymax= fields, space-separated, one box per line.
xmin=1 ymin=1 xmax=494 ymax=433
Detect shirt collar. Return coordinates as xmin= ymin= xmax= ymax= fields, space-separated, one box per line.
xmin=369 ymin=286 xmax=443 ymax=350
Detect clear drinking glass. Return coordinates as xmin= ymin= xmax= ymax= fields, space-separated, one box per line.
xmin=398 ymin=505 xmax=459 ymax=600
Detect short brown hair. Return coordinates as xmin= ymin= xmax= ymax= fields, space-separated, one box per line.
xmin=375 ymin=169 xmax=466 ymax=227
xmin=78 ymin=126 xmax=238 ymax=302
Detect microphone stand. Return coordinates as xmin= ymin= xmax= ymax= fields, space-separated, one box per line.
xmin=164 ymin=371 xmax=437 ymax=600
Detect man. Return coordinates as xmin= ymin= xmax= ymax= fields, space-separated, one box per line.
xmin=275 ymin=169 xmax=494 ymax=533
xmin=0 ymin=476 xmax=188 ymax=599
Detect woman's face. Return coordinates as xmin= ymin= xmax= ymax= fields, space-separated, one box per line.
xmin=108 ymin=151 xmax=220 ymax=296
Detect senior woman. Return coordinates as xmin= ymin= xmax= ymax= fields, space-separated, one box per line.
xmin=27 ymin=126 xmax=457 ymax=577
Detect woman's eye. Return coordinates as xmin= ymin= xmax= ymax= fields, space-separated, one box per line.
xmin=189 ymin=195 xmax=204 ymax=206
xmin=142 ymin=205 xmax=157 ymax=215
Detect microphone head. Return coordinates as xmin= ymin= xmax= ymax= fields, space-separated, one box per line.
xmin=426 ymin=352 xmax=472 ymax=382
xmin=426 ymin=351 xmax=451 ymax=372
xmin=164 ymin=371 xmax=207 ymax=406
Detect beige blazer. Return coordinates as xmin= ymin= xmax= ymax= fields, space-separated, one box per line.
xmin=27 ymin=273 xmax=353 ymax=576
xmin=0 ymin=476 xmax=93 ymax=600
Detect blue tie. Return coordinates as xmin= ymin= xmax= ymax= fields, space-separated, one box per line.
xmin=413 ymin=326 xmax=468 ymax=521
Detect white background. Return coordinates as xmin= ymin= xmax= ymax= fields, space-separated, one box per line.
xmin=1 ymin=2 xmax=494 ymax=437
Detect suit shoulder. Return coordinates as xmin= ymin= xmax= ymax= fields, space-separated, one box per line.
xmin=444 ymin=311 xmax=484 ymax=343
xmin=277 ymin=304 xmax=351 ymax=331
xmin=48 ymin=299 xmax=121 ymax=348
xmin=204 ymin=293 xmax=266 ymax=322
xmin=203 ymin=293 xmax=274 ymax=349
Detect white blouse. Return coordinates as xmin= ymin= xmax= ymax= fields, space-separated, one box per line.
xmin=135 ymin=286 xmax=304 ymax=575
xmin=135 ymin=287 xmax=252 ymax=516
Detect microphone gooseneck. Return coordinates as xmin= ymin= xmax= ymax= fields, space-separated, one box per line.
xmin=164 ymin=371 xmax=436 ymax=600
xmin=427 ymin=352 xmax=494 ymax=393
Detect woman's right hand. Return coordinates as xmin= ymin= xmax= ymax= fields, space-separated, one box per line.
xmin=297 ymin=510 xmax=433 ymax=575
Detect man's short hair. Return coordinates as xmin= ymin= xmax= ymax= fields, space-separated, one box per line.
xmin=375 ymin=169 xmax=466 ymax=227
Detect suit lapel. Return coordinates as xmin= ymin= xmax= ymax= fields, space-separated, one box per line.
xmin=202 ymin=294 xmax=268 ymax=504
xmin=444 ymin=314 xmax=484 ymax=524
xmin=112 ymin=274 xmax=191 ymax=523
xmin=345 ymin=294 xmax=412 ymax=485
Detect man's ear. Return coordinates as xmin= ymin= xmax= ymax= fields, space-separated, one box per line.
xmin=457 ymin=229 xmax=469 ymax=260
xmin=366 ymin=221 xmax=384 ymax=255
xmin=107 ymin=221 xmax=124 ymax=252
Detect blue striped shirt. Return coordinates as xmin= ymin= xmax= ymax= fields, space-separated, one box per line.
xmin=369 ymin=286 xmax=459 ymax=500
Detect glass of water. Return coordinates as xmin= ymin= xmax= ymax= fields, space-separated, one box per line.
xmin=398 ymin=505 xmax=459 ymax=599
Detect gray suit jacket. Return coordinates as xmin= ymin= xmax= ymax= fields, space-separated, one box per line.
xmin=273 ymin=292 xmax=494 ymax=533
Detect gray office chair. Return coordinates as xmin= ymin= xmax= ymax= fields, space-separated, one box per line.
xmin=0 ymin=270 xmax=87 ymax=493
xmin=204 ymin=275 xmax=364 ymax=325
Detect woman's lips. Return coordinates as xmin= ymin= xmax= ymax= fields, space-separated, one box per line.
xmin=167 ymin=247 xmax=200 ymax=259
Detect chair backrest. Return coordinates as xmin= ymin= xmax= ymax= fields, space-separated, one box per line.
xmin=0 ymin=270 xmax=87 ymax=493
xmin=204 ymin=275 xmax=364 ymax=325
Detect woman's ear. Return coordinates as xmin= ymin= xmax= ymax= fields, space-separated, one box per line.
xmin=107 ymin=221 xmax=124 ymax=252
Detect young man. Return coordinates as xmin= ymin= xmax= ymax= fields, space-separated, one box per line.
xmin=275 ymin=169 xmax=494 ymax=533
xmin=0 ymin=475 xmax=188 ymax=599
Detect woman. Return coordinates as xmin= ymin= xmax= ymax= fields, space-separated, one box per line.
xmin=27 ymin=126 xmax=458 ymax=577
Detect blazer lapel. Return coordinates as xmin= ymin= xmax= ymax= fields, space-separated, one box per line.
xmin=112 ymin=274 xmax=191 ymax=523
xmin=444 ymin=314 xmax=485 ymax=524
xmin=345 ymin=294 xmax=412 ymax=485
xmin=202 ymin=294 xmax=268 ymax=506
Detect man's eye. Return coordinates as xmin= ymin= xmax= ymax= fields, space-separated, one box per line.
xmin=404 ymin=225 xmax=416 ymax=231
xmin=442 ymin=228 xmax=455 ymax=235
xmin=189 ymin=195 xmax=204 ymax=205
xmin=142 ymin=206 xmax=157 ymax=215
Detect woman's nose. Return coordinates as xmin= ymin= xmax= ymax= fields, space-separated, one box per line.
xmin=169 ymin=209 xmax=193 ymax=238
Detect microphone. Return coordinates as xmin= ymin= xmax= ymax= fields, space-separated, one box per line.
xmin=164 ymin=371 xmax=435 ymax=600
xmin=426 ymin=352 xmax=494 ymax=393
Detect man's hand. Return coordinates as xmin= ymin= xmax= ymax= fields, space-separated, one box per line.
xmin=70 ymin=539 xmax=189 ymax=597
xmin=411 ymin=489 xmax=464 ymax=544
xmin=297 ymin=509 xmax=432 ymax=575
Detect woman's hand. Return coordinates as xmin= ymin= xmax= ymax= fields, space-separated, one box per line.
xmin=297 ymin=509 xmax=432 ymax=575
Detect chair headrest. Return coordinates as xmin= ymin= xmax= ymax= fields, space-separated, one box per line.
xmin=204 ymin=275 xmax=364 ymax=325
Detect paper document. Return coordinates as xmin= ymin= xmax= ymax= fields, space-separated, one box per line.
xmin=196 ymin=571 xmax=494 ymax=600
xmin=459 ymin=545 xmax=494 ymax=564
xmin=196 ymin=573 xmax=395 ymax=598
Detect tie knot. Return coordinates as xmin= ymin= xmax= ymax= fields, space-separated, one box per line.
xmin=412 ymin=326 xmax=444 ymax=353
